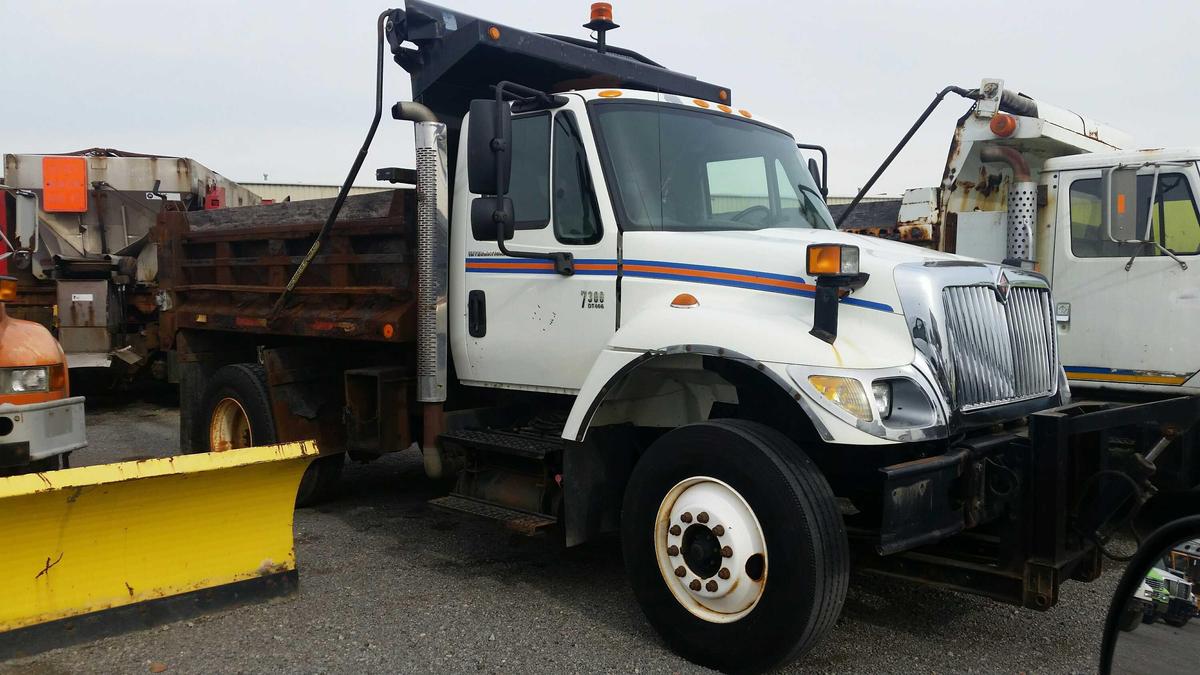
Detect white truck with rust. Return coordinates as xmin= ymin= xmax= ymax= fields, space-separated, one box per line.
xmin=153 ymin=5 xmax=1200 ymax=671
xmin=836 ymin=78 xmax=1200 ymax=521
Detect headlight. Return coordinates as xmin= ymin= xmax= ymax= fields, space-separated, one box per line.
xmin=808 ymin=375 xmax=872 ymax=422
xmin=9 ymin=367 xmax=49 ymax=392
xmin=871 ymin=381 xmax=893 ymax=420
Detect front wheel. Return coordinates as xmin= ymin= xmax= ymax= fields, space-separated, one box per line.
xmin=621 ymin=420 xmax=848 ymax=673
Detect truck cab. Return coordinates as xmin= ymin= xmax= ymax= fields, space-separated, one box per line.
xmin=0 ymin=276 xmax=86 ymax=474
xmin=860 ymin=79 xmax=1200 ymax=397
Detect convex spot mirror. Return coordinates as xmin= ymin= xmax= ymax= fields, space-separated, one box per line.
xmin=1102 ymin=166 xmax=1140 ymax=243
xmin=470 ymin=197 xmax=515 ymax=242
xmin=1101 ymin=514 xmax=1200 ymax=674
xmin=467 ymin=99 xmax=512 ymax=198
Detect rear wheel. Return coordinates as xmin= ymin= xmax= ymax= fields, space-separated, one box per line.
xmin=197 ymin=363 xmax=341 ymax=506
xmin=621 ymin=420 xmax=848 ymax=672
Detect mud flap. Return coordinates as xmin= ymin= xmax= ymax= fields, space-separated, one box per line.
xmin=0 ymin=442 xmax=318 ymax=658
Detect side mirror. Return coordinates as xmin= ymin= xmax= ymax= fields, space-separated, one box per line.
xmin=807 ymin=157 xmax=822 ymax=194
xmin=467 ymin=99 xmax=512 ymax=197
xmin=1102 ymin=166 xmax=1140 ymax=242
xmin=470 ymin=197 xmax=514 ymax=242
xmin=1101 ymin=514 xmax=1200 ymax=674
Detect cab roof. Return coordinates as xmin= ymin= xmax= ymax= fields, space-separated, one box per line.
xmin=1043 ymin=147 xmax=1200 ymax=171
xmin=388 ymin=1 xmax=731 ymax=127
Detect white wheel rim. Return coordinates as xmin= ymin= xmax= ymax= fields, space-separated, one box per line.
xmin=654 ymin=476 xmax=768 ymax=623
xmin=209 ymin=397 xmax=252 ymax=452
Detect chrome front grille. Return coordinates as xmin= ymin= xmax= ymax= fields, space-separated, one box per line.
xmin=942 ymin=285 xmax=1056 ymax=410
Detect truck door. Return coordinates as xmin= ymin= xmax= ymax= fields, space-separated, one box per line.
xmin=456 ymin=101 xmax=617 ymax=392
xmin=1053 ymin=167 xmax=1200 ymax=390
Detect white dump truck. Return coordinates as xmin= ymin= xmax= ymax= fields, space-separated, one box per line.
xmin=143 ymin=6 xmax=1198 ymax=672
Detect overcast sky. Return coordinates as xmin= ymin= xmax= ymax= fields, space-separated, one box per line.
xmin=3 ymin=0 xmax=1196 ymax=196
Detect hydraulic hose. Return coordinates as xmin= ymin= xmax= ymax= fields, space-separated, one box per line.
xmin=270 ymin=9 xmax=393 ymax=320
xmin=835 ymin=85 xmax=979 ymax=227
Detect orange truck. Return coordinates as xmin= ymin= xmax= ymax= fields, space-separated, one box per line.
xmin=0 ymin=275 xmax=86 ymax=474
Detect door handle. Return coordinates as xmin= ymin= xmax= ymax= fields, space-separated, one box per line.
xmin=468 ymin=290 xmax=487 ymax=337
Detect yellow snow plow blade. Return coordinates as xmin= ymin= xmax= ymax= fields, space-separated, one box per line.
xmin=0 ymin=442 xmax=318 ymax=657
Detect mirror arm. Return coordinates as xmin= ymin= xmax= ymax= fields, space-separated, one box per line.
xmin=796 ymin=143 xmax=829 ymax=198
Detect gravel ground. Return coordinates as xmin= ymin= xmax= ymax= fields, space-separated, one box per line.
xmin=2 ymin=398 xmax=1125 ymax=674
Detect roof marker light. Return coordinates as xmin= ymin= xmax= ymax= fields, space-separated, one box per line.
xmin=717 ymin=104 xmax=732 ymax=113
xmin=598 ymin=89 xmax=623 ymax=98
xmin=990 ymin=112 xmax=1017 ymax=137
xmin=738 ymin=109 xmax=752 ymax=118
xmin=692 ymin=99 xmax=710 ymax=109
xmin=487 ymin=26 xmax=501 ymax=41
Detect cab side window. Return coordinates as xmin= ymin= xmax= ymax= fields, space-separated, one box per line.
xmin=552 ymin=111 xmax=602 ymax=245
xmin=505 ymin=112 xmax=551 ymax=232
xmin=1069 ymin=172 xmax=1200 ymax=257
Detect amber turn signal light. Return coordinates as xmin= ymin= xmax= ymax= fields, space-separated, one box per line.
xmin=0 ymin=277 xmax=17 ymax=301
xmin=670 ymin=293 xmax=699 ymax=308
xmin=806 ymin=244 xmax=860 ymax=276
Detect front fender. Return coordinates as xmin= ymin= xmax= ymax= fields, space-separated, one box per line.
xmin=562 ymin=302 xmax=912 ymax=444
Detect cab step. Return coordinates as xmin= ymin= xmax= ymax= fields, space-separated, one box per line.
xmin=428 ymin=494 xmax=557 ymax=536
xmin=438 ymin=428 xmax=564 ymax=460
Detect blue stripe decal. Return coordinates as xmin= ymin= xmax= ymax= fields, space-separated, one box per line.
xmin=464 ymin=257 xmax=895 ymax=313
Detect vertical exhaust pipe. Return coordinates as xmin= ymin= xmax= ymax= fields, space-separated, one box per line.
xmin=394 ymin=101 xmax=450 ymax=478
xmin=980 ymin=146 xmax=1036 ymax=265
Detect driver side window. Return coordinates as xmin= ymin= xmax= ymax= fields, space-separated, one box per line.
xmin=1069 ymin=172 xmax=1200 ymax=257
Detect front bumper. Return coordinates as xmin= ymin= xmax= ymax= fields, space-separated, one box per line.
xmin=859 ymin=395 xmax=1200 ymax=610
xmin=0 ymin=397 xmax=87 ymax=467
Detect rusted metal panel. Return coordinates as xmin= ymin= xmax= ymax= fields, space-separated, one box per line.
xmin=157 ymin=190 xmax=417 ymax=345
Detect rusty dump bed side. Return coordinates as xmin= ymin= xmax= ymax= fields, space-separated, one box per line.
xmin=154 ymin=190 xmax=417 ymax=345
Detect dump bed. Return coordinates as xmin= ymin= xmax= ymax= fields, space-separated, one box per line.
xmin=155 ymin=190 xmax=417 ymax=345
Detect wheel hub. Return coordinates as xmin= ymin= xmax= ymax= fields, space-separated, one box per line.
xmin=654 ymin=476 xmax=768 ymax=623
xmin=209 ymin=397 xmax=253 ymax=452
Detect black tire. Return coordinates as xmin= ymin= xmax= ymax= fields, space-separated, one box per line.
xmin=621 ymin=419 xmax=849 ymax=673
xmin=196 ymin=363 xmax=341 ymax=507
xmin=1119 ymin=605 xmax=1141 ymax=632
xmin=1165 ymin=616 xmax=1187 ymax=628
xmin=1143 ymin=610 xmax=1156 ymax=625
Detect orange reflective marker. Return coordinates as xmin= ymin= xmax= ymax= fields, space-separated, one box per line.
xmin=1117 ymin=193 xmax=1127 ymax=214
xmin=487 ymin=26 xmax=501 ymax=40
xmin=382 ymin=323 xmax=395 ymax=339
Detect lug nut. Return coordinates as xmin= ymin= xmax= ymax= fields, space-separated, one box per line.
xmin=669 ymin=524 xmax=681 ymax=536
xmin=706 ymin=580 xmax=718 ymax=592
xmin=712 ymin=525 xmax=725 ymax=536
xmin=681 ymin=512 xmax=693 ymax=523
xmin=697 ymin=512 xmax=709 ymax=524
xmin=689 ymin=579 xmax=702 ymax=591
xmin=667 ymin=545 xmax=679 ymax=556
xmin=675 ymin=566 xmax=686 ymax=577
xmin=718 ymin=568 xmax=730 ymax=579
xmin=721 ymin=546 xmax=733 ymax=558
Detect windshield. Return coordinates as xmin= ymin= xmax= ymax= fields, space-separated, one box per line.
xmin=590 ymin=101 xmax=835 ymax=232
